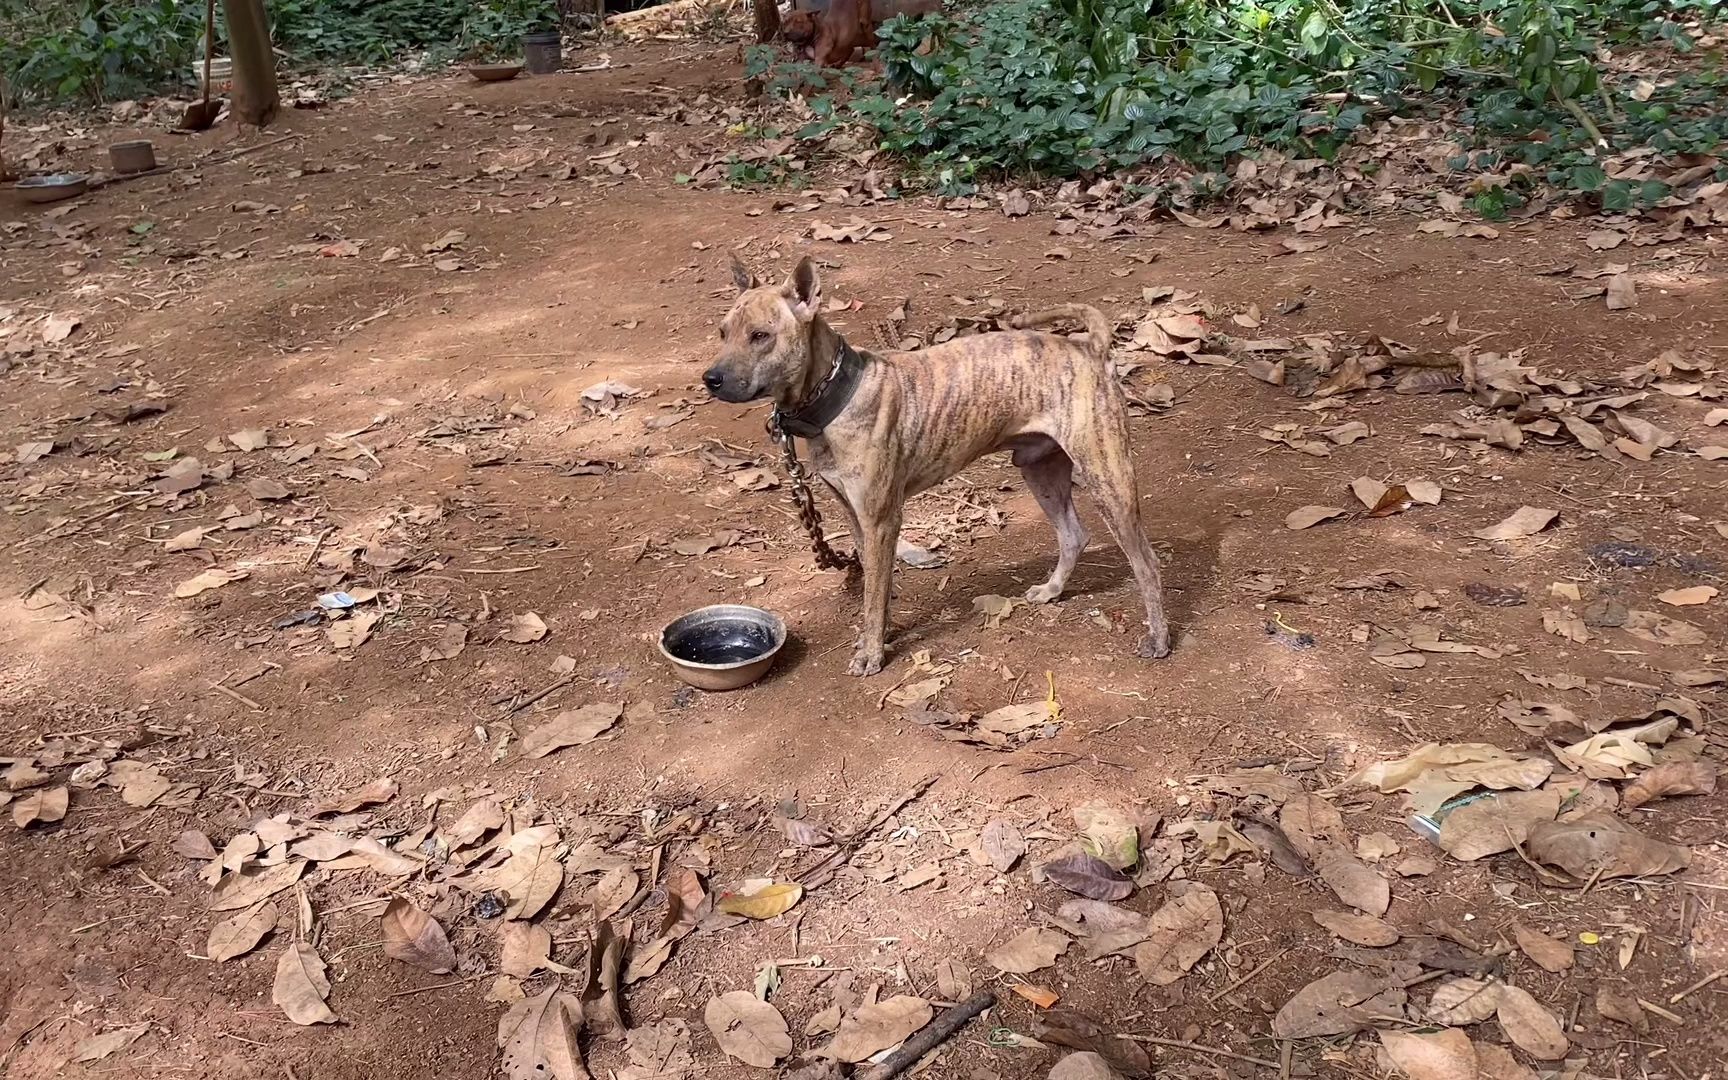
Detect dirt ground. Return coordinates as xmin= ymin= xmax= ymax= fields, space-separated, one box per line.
xmin=3 ymin=35 xmax=1727 ymax=1080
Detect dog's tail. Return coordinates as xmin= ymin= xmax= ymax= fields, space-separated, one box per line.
xmin=1011 ymin=304 xmax=1111 ymax=360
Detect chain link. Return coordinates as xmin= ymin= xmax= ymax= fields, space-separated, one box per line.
xmin=768 ymin=410 xmax=857 ymax=572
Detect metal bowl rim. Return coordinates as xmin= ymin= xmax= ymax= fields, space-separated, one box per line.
xmin=658 ymin=604 xmax=786 ymax=672
xmin=16 ymin=173 xmax=88 ymax=188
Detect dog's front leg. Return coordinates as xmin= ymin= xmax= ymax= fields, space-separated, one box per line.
xmin=847 ymin=508 xmax=902 ymax=676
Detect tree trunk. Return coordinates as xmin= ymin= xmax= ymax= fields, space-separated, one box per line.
xmin=754 ymin=0 xmax=781 ymax=42
xmin=222 ymin=0 xmax=279 ymax=127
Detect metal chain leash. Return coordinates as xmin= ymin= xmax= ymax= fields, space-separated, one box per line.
xmin=768 ymin=409 xmax=858 ymax=572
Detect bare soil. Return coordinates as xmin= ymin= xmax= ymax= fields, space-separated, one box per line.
xmin=2 ymin=38 xmax=1726 ymax=1080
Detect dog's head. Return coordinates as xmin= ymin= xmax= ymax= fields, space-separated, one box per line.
xmin=703 ymin=256 xmax=823 ymax=404
xmin=781 ymin=9 xmax=819 ymax=44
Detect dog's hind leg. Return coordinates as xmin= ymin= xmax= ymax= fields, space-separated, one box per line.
xmin=1012 ymin=437 xmax=1087 ymax=605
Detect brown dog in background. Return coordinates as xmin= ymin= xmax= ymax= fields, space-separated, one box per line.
xmin=782 ymin=0 xmax=939 ymax=67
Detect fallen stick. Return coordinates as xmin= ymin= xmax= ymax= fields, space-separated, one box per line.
xmin=1118 ymin=1034 xmax=1280 ymax=1070
xmin=503 ymin=674 xmax=575 ymax=714
xmin=860 ymin=989 xmax=996 ymax=1080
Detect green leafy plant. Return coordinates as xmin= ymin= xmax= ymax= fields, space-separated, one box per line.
xmin=1 ymin=0 xmax=564 ymax=106
xmin=776 ymin=0 xmax=1724 ymax=206
xmin=1 ymin=0 xmax=201 ymax=105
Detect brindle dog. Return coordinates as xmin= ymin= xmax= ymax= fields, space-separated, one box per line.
xmin=705 ymin=256 xmax=1171 ymax=676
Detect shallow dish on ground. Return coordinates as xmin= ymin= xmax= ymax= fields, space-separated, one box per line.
xmin=15 ymin=174 xmax=89 ymax=204
xmin=467 ymin=63 xmax=524 ymax=82
xmin=659 ymin=604 xmax=787 ymax=691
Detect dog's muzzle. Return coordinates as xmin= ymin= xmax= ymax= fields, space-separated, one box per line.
xmin=702 ymin=365 xmax=759 ymax=403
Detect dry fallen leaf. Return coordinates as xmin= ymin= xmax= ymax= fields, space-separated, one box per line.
xmin=479 ymin=825 xmax=564 ymax=920
xmin=274 ymin=942 xmax=338 ymax=1025
xmin=74 ymin=1025 xmax=148 ymax=1063
xmin=173 ymin=567 xmax=248 ymax=598
xmin=501 ymin=922 xmax=560 ymax=979
xmin=1605 ymin=272 xmax=1637 ymax=310
xmin=381 ymin=898 xmax=457 ymax=974
xmin=1048 ymin=1052 xmax=1124 ymax=1080
xmin=980 ymin=818 xmax=1027 ymax=873
xmin=1525 ymin=813 xmax=1690 ymax=881
xmin=580 ymin=920 xmax=626 ymax=1043
xmin=588 ymin=866 xmax=639 ymax=922
xmin=209 ymin=860 xmax=307 ymax=911
xmin=504 ymin=612 xmax=548 ymax=643
xmin=1314 ymin=847 xmax=1390 ymax=916
xmin=523 ymin=702 xmax=623 ymax=759
xmin=1426 ymin=977 xmax=1502 ymax=1025
xmin=308 ymin=776 xmax=398 ymax=816
xmin=1074 ymin=804 xmax=1140 ymax=870
xmin=498 ymin=987 xmax=587 ymax=1080
xmin=1595 ymin=986 xmax=1649 ymax=1034
xmin=1514 ymin=923 xmax=1574 ymax=973
xmin=1133 ymin=882 xmax=1223 ymax=984
xmin=1657 ymin=585 xmax=1717 ymax=607
xmin=1273 ymin=971 xmax=1406 ymax=1039
xmin=326 ymin=611 xmax=380 ymax=650
xmin=206 ymin=901 xmax=279 ymax=962
xmin=12 ymin=785 xmax=69 ymax=827
xmin=1621 ymin=761 xmax=1716 ymax=809
xmin=1312 ymin=908 xmax=1399 ymax=947
xmin=1286 ymin=505 xmax=1346 ymax=530
xmin=1379 ymin=1028 xmax=1479 ymax=1080
xmin=1473 ymin=506 xmax=1557 ymax=541
xmin=43 ymin=313 xmax=80 ymax=342
xmin=988 ymin=927 xmax=1071 ymax=974
xmin=1278 ymin=792 xmax=1345 ymax=862
xmin=717 ymin=881 xmax=803 ymax=920
xmin=704 ymin=991 xmax=791 ymax=1068
xmin=1042 ymin=852 xmax=1132 ymax=901
xmin=1496 ymin=985 xmax=1569 ymax=1060
xmin=821 ymin=996 xmax=932 ymax=1062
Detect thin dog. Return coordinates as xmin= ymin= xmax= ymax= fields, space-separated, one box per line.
xmin=705 ymin=257 xmax=1171 ymax=676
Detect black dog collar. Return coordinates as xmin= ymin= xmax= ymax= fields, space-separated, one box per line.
xmin=774 ymin=339 xmax=867 ymax=439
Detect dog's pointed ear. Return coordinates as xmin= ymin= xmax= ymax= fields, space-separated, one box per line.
xmin=782 ymin=256 xmax=821 ymax=321
xmin=729 ymin=255 xmax=758 ymax=294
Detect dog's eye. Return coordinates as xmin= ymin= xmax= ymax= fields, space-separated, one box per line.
xmin=749 ymin=330 xmax=770 ymax=345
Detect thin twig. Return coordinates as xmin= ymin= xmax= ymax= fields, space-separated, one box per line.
xmin=208 ymin=682 xmax=262 ymax=711
xmin=502 ymin=674 xmax=574 ymax=714
xmin=1207 ymin=953 xmax=1279 ymax=1004
xmin=377 ymin=971 xmax=493 ymax=1000
xmin=302 ymin=526 xmax=333 ymax=570
xmin=1558 ymin=94 xmax=1609 ymax=149
xmin=1669 ymin=970 xmax=1723 ymax=1004
xmin=1119 ymin=1034 xmax=1281 ymax=1069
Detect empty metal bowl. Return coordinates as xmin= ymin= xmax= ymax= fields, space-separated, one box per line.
xmin=15 ymin=173 xmax=89 ymax=204
xmin=659 ymin=604 xmax=787 ymax=691
xmin=468 ymin=63 xmax=524 ymax=82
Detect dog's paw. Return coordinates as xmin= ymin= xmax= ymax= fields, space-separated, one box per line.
xmin=1136 ymin=629 xmax=1172 ymax=659
xmin=846 ymin=647 xmax=884 ymax=677
xmin=1024 ymin=582 xmax=1063 ymax=605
